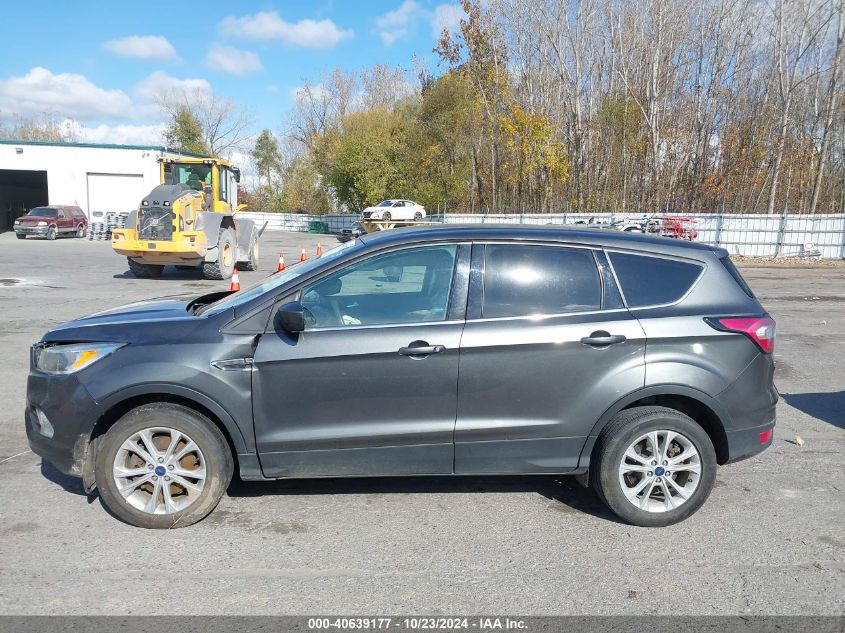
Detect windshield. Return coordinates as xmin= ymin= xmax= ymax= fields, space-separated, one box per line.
xmin=200 ymin=239 xmax=362 ymax=316
xmin=169 ymin=164 xmax=212 ymax=191
xmin=376 ymin=200 xmax=394 ymax=207
xmin=28 ymin=208 xmax=56 ymax=217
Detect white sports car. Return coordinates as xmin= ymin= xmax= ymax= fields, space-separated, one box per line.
xmin=360 ymin=199 xmax=426 ymax=221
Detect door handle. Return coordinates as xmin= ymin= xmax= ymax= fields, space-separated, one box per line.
xmin=398 ymin=343 xmax=445 ymax=356
xmin=581 ymin=331 xmax=627 ymax=347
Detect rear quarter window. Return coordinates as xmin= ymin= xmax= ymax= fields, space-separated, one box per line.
xmin=608 ymin=252 xmax=703 ymax=308
xmin=720 ymin=255 xmax=755 ymax=298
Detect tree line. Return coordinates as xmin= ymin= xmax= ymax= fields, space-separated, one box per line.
xmin=4 ymin=0 xmax=842 ymax=216
xmin=251 ymin=0 xmax=844 ymax=215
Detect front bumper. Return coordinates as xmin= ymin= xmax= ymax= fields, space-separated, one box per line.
xmin=15 ymin=226 xmax=49 ymax=235
xmin=25 ymin=370 xmax=101 ymax=478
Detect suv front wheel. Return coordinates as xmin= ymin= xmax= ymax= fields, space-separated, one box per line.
xmin=592 ymin=406 xmax=717 ymax=527
xmin=94 ymin=403 xmax=233 ymax=528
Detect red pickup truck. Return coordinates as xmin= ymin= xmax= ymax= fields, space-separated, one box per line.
xmin=14 ymin=206 xmax=88 ymax=240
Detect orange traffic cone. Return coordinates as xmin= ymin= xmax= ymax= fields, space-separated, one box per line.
xmin=300 ymin=248 xmax=307 ymax=262
xmin=277 ymin=253 xmax=285 ymax=272
xmin=229 ymin=268 xmax=240 ymax=291
xmin=316 ymin=242 xmax=323 ymax=257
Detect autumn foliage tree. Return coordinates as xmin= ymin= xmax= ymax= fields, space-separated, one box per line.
xmin=271 ymin=0 xmax=844 ymax=215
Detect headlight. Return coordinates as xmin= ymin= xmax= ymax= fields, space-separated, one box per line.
xmin=34 ymin=343 xmax=124 ymax=374
xmin=37 ymin=221 xmax=47 ymax=226
xmin=14 ymin=219 xmax=20 ymax=224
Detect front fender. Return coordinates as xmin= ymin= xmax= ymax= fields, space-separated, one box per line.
xmin=95 ymin=382 xmax=250 ymax=454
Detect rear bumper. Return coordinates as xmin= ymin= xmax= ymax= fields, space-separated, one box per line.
xmin=716 ymin=352 xmax=779 ymax=463
xmin=724 ymin=418 xmax=775 ymax=464
xmin=112 ymin=233 xmax=208 ymax=264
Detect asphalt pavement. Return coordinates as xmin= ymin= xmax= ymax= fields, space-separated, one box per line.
xmin=0 ymin=230 xmax=842 ymax=615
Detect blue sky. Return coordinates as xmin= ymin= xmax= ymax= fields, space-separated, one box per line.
xmin=0 ymin=0 xmax=464 ymax=146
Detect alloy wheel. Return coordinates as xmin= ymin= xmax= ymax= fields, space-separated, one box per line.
xmin=112 ymin=427 xmax=207 ymax=515
xmin=618 ymin=429 xmax=701 ymax=513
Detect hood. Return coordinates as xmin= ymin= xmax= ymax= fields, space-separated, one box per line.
xmin=17 ymin=216 xmax=53 ymax=224
xmin=40 ymin=295 xmax=208 ymax=343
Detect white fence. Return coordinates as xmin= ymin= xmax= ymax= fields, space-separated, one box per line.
xmin=240 ymin=211 xmax=845 ymax=259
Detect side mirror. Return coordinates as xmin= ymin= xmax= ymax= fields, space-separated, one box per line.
xmin=277 ymin=301 xmax=305 ymax=333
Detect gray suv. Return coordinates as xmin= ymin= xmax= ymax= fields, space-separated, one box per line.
xmin=26 ymin=225 xmax=777 ymax=528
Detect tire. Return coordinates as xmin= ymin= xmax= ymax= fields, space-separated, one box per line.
xmin=202 ymin=228 xmax=236 ymax=280
xmin=591 ymin=406 xmax=717 ymax=527
xmin=94 ymin=403 xmax=233 ymax=529
xmin=127 ymin=258 xmax=164 ymax=278
xmin=46 ymin=226 xmax=57 ymax=241
xmin=76 ymin=224 xmax=86 ymax=238
xmin=382 ymin=211 xmax=392 ymax=221
xmin=241 ymin=236 xmax=259 ymax=271
xmin=414 ymin=211 xmax=423 ymax=221
xmin=16 ymin=233 xmax=26 ymax=240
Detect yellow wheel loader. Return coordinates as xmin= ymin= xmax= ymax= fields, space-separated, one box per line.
xmin=111 ymin=157 xmax=260 ymax=280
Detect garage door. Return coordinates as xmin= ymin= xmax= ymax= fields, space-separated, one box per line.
xmin=86 ymin=173 xmax=145 ymax=218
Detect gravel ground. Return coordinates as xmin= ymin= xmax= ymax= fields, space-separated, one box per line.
xmin=0 ymin=231 xmax=842 ymax=615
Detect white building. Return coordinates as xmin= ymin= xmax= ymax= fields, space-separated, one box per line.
xmin=0 ymin=140 xmax=189 ymax=231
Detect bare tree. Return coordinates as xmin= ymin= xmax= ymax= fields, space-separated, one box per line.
xmin=809 ymin=0 xmax=845 ymax=213
xmin=157 ymin=90 xmax=253 ymax=158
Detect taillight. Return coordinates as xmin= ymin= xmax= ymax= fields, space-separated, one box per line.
xmin=706 ymin=316 xmax=775 ymax=353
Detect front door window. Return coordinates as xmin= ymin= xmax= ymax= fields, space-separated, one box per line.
xmin=300 ymin=245 xmax=458 ymax=329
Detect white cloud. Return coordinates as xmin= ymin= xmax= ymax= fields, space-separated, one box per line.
xmin=206 ymin=45 xmax=263 ymax=76
xmin=220 ymin=11 xmax=353 ymax=49
xmin=377 ymin=0 xmax=421 ymax=28
xmin=103 ymin=35 xmax=177 ymax=61
xmin=290 ymin=82 xmax=327 ymax=102
xmin=0 ymin=67 xmax=134 ymax=121
xmin=376 ymin=0 xmax=422 ymax=46
xmin=66 ymin=120 xmax=165 ymax=145
xmin=432 ymin=4 xmax=465 ymax=38
xmin=134 ymin=70 xmax=211 ymax=100
xmin=380 ymin=29 xmax=407 ymax=46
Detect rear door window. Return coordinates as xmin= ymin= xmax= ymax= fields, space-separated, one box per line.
xmin=482 ymin=244 xmax=602 ymax=318
xmin=608 ymin=252 xmax=703 ymax=307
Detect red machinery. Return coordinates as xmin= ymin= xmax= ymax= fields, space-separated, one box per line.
xmin=660 ymin=216 xmax=698 ymax=241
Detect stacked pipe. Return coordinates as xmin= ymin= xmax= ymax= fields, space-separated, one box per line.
xmin=88 ymin=212 xmax=130 ymax=241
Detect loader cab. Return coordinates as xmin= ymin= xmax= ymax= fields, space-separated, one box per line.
xmin=159 ymin=158 xmax=240 ymax=212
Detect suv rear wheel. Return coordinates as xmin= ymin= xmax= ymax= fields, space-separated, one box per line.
xmin=94 ymin=403 xmax=233 ymax=529
xmin=592 ymin=406 xmax=717 ymax=527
